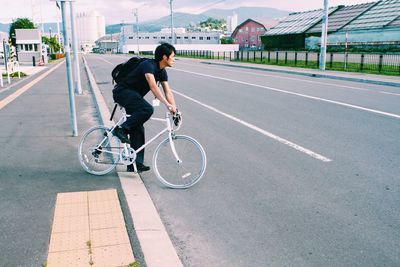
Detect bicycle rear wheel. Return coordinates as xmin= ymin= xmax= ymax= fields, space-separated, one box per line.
xmin=78 ymin=125 xmax=121 ymax=175
xmin=153 ymin=135 xmax=206 ymax=189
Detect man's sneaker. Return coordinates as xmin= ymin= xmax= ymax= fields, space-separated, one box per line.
xmin=113 ymin=126 xmax=130 ymax=143
xmin=127 ymin=163 xmax=150 ymax=173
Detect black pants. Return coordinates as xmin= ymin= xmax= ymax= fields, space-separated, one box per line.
xmin=113 ymin=89 xmax=154 ymax=164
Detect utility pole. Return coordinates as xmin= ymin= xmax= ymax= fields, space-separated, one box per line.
xmin=69 ymin=2 xmax=82 ymax=95
xmin=344 ymin=27 xmax=348 ymax=69
xmin=58 ymin=0 xmax=78 ymax=136
xmin=319 ymin=0 xmax=329 ymax=70
xmin=133 ymin=8 xmax=140 ymax=54
xmin=169 ymin=0 xmax=175 ymax=44
xmin=69 ymin=1 xmax=82 ymax=94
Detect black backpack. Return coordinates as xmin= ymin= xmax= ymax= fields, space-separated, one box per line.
xmin=111 ymin=57 xmax=147 ymax=84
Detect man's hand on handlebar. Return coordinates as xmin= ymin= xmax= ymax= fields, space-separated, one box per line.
xmin=167 ymin=104 xmax=177 ymax=114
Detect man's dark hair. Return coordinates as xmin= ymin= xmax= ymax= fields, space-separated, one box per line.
xmin=155 ymin=43 xmax=176 ymax=62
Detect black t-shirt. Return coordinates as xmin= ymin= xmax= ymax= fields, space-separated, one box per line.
xmin=115 ymin=59 xmax=168 ymax=97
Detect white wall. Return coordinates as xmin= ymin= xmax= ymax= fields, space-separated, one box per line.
xmin=121 ymin=44 xmax=239 ymax=54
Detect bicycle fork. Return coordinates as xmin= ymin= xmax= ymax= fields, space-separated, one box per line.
xmin=167 ymin=120 xmax=182 ymax=164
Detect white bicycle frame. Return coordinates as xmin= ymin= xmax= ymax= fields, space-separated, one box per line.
xmin=106 ymin=107 xmax=182 ymax=166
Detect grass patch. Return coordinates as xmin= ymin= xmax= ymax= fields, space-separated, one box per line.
xmin=2 ymin=72 xmax=27 ymax=78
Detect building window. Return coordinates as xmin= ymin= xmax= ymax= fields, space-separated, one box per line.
xmin=206 ymin=37 xmax=211 ymax=40
xmin=192 ymin=36 xmax=196 ymax=39
xmin=239 ymin=29 xmax=242 ymax=32
xmin=153 ymin=36 xmax=158 ymax=39
xmin=128 ymin=36 xmax=133 ymax=39
xmin=245 ymin=27 xmax=248 ymax=31
xmin=145 ymin=36 xmax=149 ymax=39
xmin=251 ymin=27 xmax=255 ymax=32
xmin=161 ymin=36 xmax=166 ymax=39
xmin=199 ymin=37 xmax=204 ymax=40
xmin=177 ymin=36 xmax=181 ymax=39
xmin=34 ymin=44 xmax=38 ymax=51
xmin=184 ymin=36 xmax=189 ymax=39
xmin=138 ymin=37 xmax=142 ymax=39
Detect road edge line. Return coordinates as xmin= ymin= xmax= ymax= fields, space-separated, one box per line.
xmin=202 ymin=61 xmax=400 ymax=88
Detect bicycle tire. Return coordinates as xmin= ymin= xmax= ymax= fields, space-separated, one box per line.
xmin=153 ymin=135 xmax=206 ymax=189
xmin=78 ymin=125 xmax=121 ymax=175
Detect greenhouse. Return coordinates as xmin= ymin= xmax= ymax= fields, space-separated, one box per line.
xmin=262 ymin=0 xmax=400 ymax=51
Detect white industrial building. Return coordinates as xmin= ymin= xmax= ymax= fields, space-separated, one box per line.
xmin=76 ymin=11 xmax=105 ymax=53
xmin=118 ymin=26 xmax=238 ymax=54
xmin=226 ymin=13 xmax=238 ymax=33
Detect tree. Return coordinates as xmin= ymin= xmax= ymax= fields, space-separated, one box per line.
xmin=199 ymin=17 xmax=226 ymax=31
xmin=221 ymin=36 xmax=234 ymax=44
xmin=42 ymin=36 xmax=61 ymax=54
xmin=9 ymin=18 xmax=36 ymax=46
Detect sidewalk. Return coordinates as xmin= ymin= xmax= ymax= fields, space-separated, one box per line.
xmin=0 ymin=59 xmax=143 ymax=266
xmin=187 ymin=58 xmax=400 ymax=87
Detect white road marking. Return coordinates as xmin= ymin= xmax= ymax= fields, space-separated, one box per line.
xmin=0 ymin=61 xmax=64 ymax=110
xmin=96 ymin=56 xmax=115 ymax=65
xmin=178 ymin=60 xmax=400 ymax=96
xmin=379 ymin=91 xmax=400 ymax=96
xmin=177 ymin=61 xmax=371 ymax=92
xmin=173 ymin=68 xmax=400 ymax=120
xmin=173 ymin=89 xmax=332 ymax=162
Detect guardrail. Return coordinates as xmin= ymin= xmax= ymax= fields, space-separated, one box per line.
xmin=176 ymin=50 xmax=400 ymax=75
xmin=1 ymin=61 xmax=21 ymax=87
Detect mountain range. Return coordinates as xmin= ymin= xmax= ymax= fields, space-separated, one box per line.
xmin=0 ymin=7 xmax=289 ymax=35
xmin=106 ymin=7 xmax=289 ymax=34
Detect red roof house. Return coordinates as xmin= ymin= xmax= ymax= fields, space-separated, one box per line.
xmin=231 ymin=19 xmax=268 ymax=50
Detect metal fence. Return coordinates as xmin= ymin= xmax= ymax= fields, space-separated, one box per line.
xmin=176 ymin=50 xmax=400 ymax=75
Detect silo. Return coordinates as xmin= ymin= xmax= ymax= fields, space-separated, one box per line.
xmin=76 ymin=11 xmax=106 ymax=52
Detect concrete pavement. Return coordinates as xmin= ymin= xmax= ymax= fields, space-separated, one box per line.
xmin=0 ymin=59 xmax=144 ymax=266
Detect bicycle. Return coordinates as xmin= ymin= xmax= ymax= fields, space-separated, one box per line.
xmin=78 ymin=104 xmax=207 ymax=189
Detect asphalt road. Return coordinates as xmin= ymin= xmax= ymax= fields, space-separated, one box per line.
xmin=85 ymin=54 xmax=400 ymax=267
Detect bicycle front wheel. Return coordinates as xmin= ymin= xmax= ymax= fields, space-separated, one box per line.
xmin=78 ymin=125 xmax=121 ymax=175
xmin=153 ymin=135 xmax=206 ymax=189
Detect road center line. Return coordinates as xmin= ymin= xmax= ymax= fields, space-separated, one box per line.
xmin=173 ymin=68 xmax=400 ymax=120
xmin=173 ymin=89 xmax=332 ymax=162
xmin=178 ymin=61 xmax=371 ymax=92
xmin=96 ymin=56 xmax=115 ymax=65
xmin=0 ymin=61 xmax=64 ymax=110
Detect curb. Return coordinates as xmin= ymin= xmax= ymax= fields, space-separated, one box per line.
xmin=201 ymin=61 xmax=400 ymax=88
xmin=82 ymin=56 xmax=183 ymax=267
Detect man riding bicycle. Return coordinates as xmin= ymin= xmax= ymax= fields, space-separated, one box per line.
xmin=112 ymin=43 xmax=177 ymax=172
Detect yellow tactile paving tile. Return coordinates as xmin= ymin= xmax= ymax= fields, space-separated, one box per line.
xmin=47 ymin=249 xmax=91 ymax=267
xmin=56 ymin=191 xmax=88 ymax=205
xmin=88 ymin=189 xmax=118 ymax=202
xmin=89 ymin=200 xmax=122 ymax=215
xmin=48 ymin=190 xmax=135 ymax=267
xmin=91 ymin=227 xmax=130 ymax=248
xmin=91 ymin=244 xmax=135 ymax=267
xmin=48 ymin=230 xmax=90 ymax=252
xmin=89 ymin=212 xmax=125 ymax=230
xmin=52 ymin=215 xmax=89 ymax=233
xmin=53 ymin=202 xmax=88 ymax=218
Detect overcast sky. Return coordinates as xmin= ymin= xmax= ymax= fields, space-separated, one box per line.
xmin=0 ymin=0 xmax=378 ymax=24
